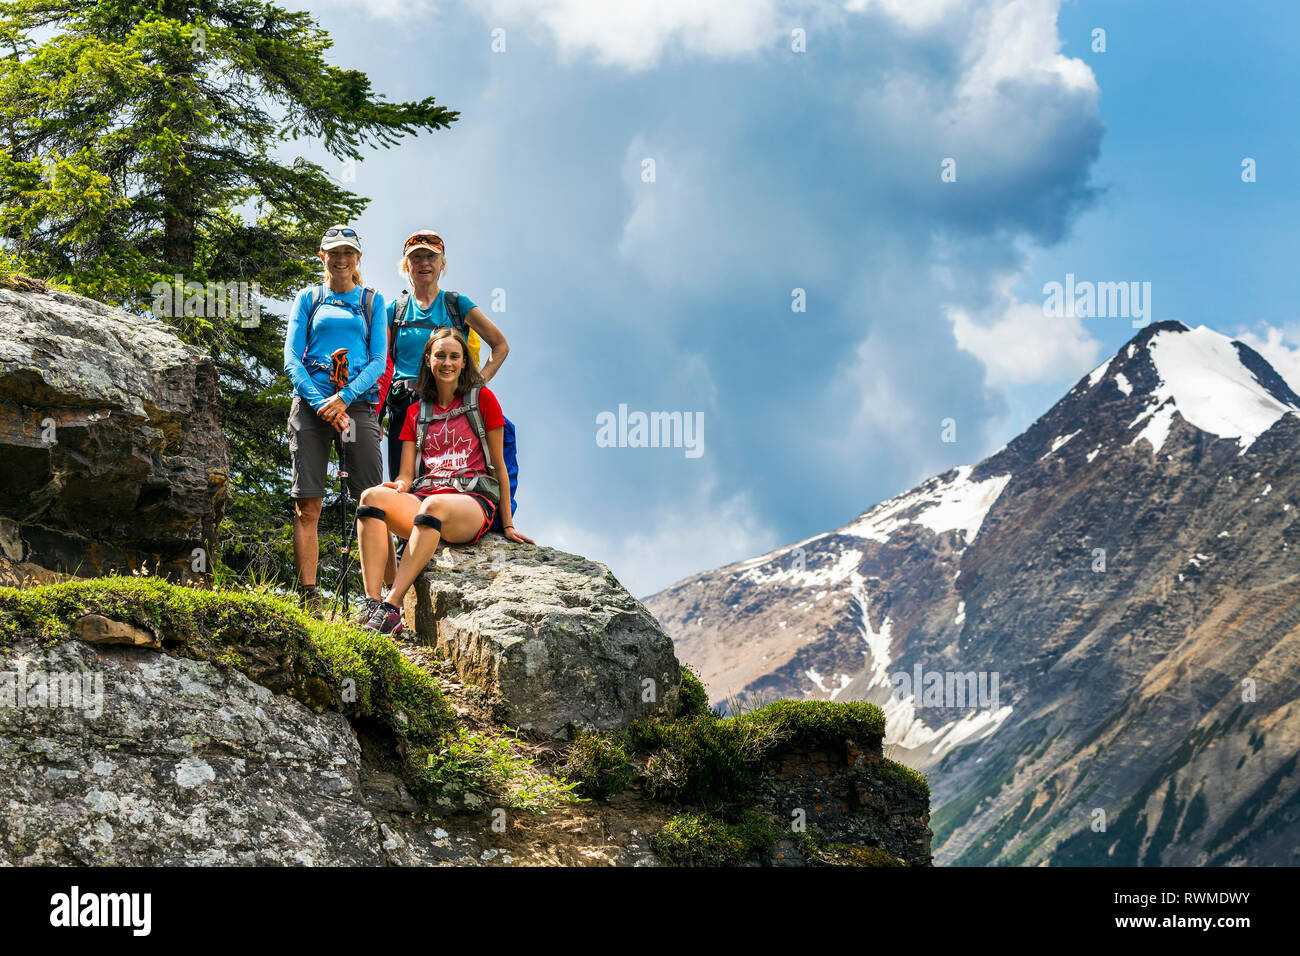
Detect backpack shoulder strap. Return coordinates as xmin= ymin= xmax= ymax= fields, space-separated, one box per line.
xmin=462 ymin=385 xmax=494 ymax=476
xmin=360 ymin=286 xmax=377 ymax=342
xmin=389 ymin=290 xmax=409 ymax=360
xmin=444 ymin=291 xmax=465 ymax=333
xmin=302 ymin=283 xmax=326 ymax=360
xmin=392 ymin=290 xmax=411 ymax=326
xmin=414 ymin=397 xmax=434 ymax=479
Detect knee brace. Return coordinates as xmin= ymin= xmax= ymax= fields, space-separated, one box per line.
xmin=412 ymin=513 xmax=442 ymax=532
xmin=356 ymin=505 xmax=386 ymax=521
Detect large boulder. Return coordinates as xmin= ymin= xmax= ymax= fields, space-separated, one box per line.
xmin=0 ymin=636 xmax=380 ymax=865
xmin=405 ymin=539 xmax=682 ymax=738
xmin=0 ymin=285 xmax=229 ymax=578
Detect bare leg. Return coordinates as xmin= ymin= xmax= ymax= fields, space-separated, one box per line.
xmin=292 ymin=497 xmax=323 ymax=586
xmin=356 ymin=486 xmax=420 ymax=600
xmin=384 ymin=544 xmax=397 ymax=589
xmin=388 ymin=494 xmax=489 ymax=607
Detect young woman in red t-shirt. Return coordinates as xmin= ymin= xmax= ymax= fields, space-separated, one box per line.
xmin=354 ymin=327 xmax=533 ymax=636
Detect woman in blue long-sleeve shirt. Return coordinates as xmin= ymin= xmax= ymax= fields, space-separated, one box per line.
xmin=283 ymin=224 xmax=387 ymax=612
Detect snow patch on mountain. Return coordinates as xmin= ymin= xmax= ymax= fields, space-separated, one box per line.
xmin=738 ymin=547 xmax=863 ymax=588
xmin=849 ymin=584 xmax=1011 ymax=760
xmin=1128 ymin=325 xmax=1300 ymax=455
xmin=842 ymin=465 xmax=1011 ymax=546
xmin=1041 ymin=429 xmax=1080 ymax=460
xmin=806 ymin=668 xmax=852 ymax=700
xmin=1086 ymin=358 xmax=1111 ymax=388
xmin=1129 ymin=401 xmax=1179 ymax=454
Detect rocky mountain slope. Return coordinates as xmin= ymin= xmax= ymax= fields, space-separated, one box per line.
xmin=647 ymin=321 xmax=1300 ymax=866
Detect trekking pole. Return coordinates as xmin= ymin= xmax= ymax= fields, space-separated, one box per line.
xmin=329 ymin=347 xmax=351 ymax=613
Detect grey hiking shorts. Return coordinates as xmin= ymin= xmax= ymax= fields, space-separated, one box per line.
xmin=288 ymin=396 xmax=383 ymax=500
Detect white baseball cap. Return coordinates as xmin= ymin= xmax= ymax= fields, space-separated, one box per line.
xmin=319 ymin=225 xmax=362 ymax=252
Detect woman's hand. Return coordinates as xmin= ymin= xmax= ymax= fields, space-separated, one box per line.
xmin=503 ymin=525 xmax=534 ymax=545
xmin=331 ymin=412 xmax=352 ymax=434
xmin=318 ymin=394 xmax=347 ymax=423
xmin=383 ymin=479 xmax=411 ymax=494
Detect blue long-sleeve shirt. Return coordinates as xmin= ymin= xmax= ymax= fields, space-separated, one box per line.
xmin=283 ymin=284 xmax=387 ymax=409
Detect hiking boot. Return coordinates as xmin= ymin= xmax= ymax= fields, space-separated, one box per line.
xmin=300 ymin=585 xmax=323 ymax=616
xmin=363 ymin=600 xmax=406 ymax=638
xmin=351 ymin=596 xmax=381 ymax=626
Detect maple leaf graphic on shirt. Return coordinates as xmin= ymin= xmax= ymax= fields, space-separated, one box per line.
xmin=424 ymin=419 xmax=476 ymax=479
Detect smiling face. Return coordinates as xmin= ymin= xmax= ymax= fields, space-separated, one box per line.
xmin=428 ymin=333 xmax=465 ymax=390
xmin=406 ymin=248 xmax=442 ymax=284
xmin=319 ymin=246 xmax=360 ymax=282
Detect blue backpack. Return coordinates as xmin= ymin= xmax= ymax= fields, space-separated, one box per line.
xmin=412 ymin=385 xmax=519 ymax=532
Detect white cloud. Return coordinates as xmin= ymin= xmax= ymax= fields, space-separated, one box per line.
xmin=1235 ymin=324 xmax=1300 ymax=394
xmin=477 ymin=0 xmax=788 ymax=70
xmin=949 ymin=287 xmax=1101 ymax=386
xmin=958 ymin=0 xmax=1097 ymax=98
xmin=465 ymin=0 xmax=1096 ymax=88
xmin=844 ymin=0 xmax=968 ymax=31
xmin=532 ymin=483 xmax=782 ymax=598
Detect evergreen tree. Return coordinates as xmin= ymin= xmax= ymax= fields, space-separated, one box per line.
xmin=0 ymin=0 xmax=457 ymax=583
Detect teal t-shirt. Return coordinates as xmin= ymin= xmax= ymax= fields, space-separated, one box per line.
xmin=387 ymin=290 xmax=478 ymax=382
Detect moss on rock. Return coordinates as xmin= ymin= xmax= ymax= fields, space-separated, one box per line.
xmin=629 ymin=699 xmax=886 ymax=807
xmin=676 ymin=663 xmax=712 ymax=718
xmin=0 ymin=577 xmax=455 ymax=796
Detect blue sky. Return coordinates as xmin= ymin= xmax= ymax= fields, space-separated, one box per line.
xmin=287 ymin=0 xmax=1300 ymax=597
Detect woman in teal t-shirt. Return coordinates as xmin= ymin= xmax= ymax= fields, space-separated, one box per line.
xmin=381 ymin=229 xmax=509 ymax=480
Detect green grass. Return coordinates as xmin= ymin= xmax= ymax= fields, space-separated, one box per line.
xmin=651 ymin=810 xmax=781 ymax=866
xmin=629 ymin=699 xmax=887 ymax=807
xmin=558 ymin=730 xmax=634 ymax=800
xmin=880 ymin=756 xmax=931 ymax=798
xmin=650 ymin=809 xmax=909 ymax=867
xmin=418 ymin=726 xmax=584 ymax=812
xmin=676 ymin=663 xmax=712 ymax=718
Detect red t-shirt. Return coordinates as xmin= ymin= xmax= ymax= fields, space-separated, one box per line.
xmin=399 ymin=387 xmax=505 ymax=487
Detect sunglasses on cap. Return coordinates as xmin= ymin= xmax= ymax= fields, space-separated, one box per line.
xmin=325 ymin=228 xmax=358 ymax=238
xmin=405 ymin=233 xmax=444 ymax=251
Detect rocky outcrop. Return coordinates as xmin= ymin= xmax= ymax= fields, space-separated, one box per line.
xmin=0 ymin=610 xmax=664 ymax=866
xmin=0 ymin=286 xmax=229 ymax=579
xmin=1 ymin=636 xmax=379 ymax=865
xmin=405 ymin=539 xmax=682 ymax=738
xmin=753 ymin=736 xmax=931 ymax=866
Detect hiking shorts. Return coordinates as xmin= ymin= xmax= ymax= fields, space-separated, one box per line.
xmin=288 ymin=396 xmax=383 ymax=499
xmin=412 ymin=487 xmax=497 ymax=544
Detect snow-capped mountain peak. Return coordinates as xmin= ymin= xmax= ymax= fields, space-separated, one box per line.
xmin=1086 ymin=322 xmax=1300 ymax=455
